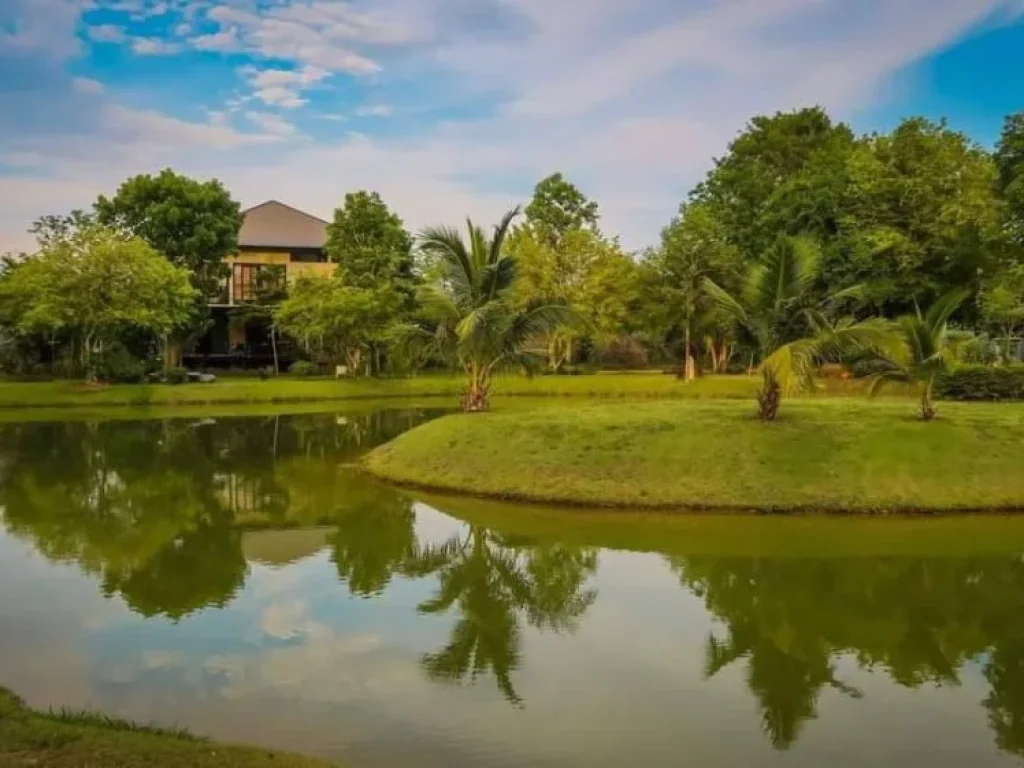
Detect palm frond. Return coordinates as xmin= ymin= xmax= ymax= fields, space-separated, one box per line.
xmin=419 ymin=225 xmax=475 ymax=296
xmin=479 ymin=254 xmax=517 ymax=301
xmin=703 ymin=278 xmax=749 ymax=328
xmin=490 ymin=206 xmax=521 ymax=265
xmin=867 ymin=370 xmax=908 ymax=398
xmin=923 ymin=288 xmax=970 ymax=334
xmin=762 ymin=338 xmax=819 ymax=394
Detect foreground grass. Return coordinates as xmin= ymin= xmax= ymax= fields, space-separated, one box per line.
xmin=0 ymin=372 xmax=891 ymax=409
xmin=0 ymin=687 xmax=339 ymax=767
xmin=365 ymin=399 xmax=1024 ymax=512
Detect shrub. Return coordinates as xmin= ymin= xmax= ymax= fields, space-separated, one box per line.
xmin=937 ymin=365 xmax=1024 ymax=401
xmin=600 ymin=335 xmax=649 ymax=370
xmin=166 ymin=366 xmax=189 ymax=385
xmin=93 ymin=344 xmax=148 ymax=384
xmin=289 ymin=360 xmax=320 ymax=377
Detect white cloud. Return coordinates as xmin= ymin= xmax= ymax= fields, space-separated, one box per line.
xmin=72 ymin=77 xmax=104 ymax=94
xmin=244 ymin=65 xmax=330 ymax=108
xmin=4 ymin=0 xmax=1024 ymax=258
xmin=355 ymin=104 xmax=392 ymax=117
xmin=131 ymin=37 xmax=181 ymax=55
xmin=86 ymin=24 xmax=127 ymax=44
xmin=202 ymin=1 xmax=392 ymax=74
xmin=252 ymin=86 xmax=306 ymax=108
xmin=102 ymin=104 xmax=283 ymax=148
xmin=1 ymin=0 xmax=84 ymax=57
xmin=193 ymin=26 xmax=240 ymax=52
xmin=245 ymin=110 xmax=298 ymax=136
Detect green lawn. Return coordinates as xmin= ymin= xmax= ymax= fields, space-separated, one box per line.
xmin=0 ymin=372 xmax=892 ymax=409
xmin=0 ymin=687 xmax=339 ymax=767
xmin=364 ymin=399 xmax=1024 ymax=512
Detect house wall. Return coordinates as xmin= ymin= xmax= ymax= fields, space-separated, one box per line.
xmin=220 ymin=249 xmax=333 ymax=306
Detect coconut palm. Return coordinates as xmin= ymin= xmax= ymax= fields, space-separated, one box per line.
xmin=704 ymin=236 xmax=894 ymax=421
xmin=416 ymin=207 xmax=578 ymax=411
xmin=867 ymin=290 xmax=970 ymax=421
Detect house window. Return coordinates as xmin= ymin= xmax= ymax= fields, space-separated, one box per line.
xmin=232 ymin=264 xmax=286 ymax=303
xmin=232 ymin=263 xmax=261 ymax=303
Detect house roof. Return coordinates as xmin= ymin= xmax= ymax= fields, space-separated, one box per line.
xmin=239 ymin=200 xmax=329 ymax=250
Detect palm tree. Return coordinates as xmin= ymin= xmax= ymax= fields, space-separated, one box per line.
xmin=704 ymin=236 xmax=892 ymax=421
xmin=867 ymin=290 xmax=970 ymax=421
xmin=416 ymin=208 xmax=577 ymax=411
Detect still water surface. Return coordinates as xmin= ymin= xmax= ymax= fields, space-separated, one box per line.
xmin=2 ymin=408 xmax=1024 ymax=766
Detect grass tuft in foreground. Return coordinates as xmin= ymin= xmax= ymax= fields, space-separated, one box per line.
xmin=0 ymin=687 xmax=340 ymax=767
xmin=364 ymin=399 xmax=1024 ymax=513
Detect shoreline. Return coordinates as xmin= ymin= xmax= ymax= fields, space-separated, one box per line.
xmin=362 ymin=468 xmax=1024 ymax=516
xmin=0 ymin=686 xmax=340 ymax=767
xmin=363 ymin=399 xmax=1024 ymax=514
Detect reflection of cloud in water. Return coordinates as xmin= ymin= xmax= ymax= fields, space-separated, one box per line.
xmin=413 ymin=502 xmax=468 ymax=546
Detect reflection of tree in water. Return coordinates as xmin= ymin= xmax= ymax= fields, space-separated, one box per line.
xmin=672 ymin=555 xmax=1024 ymax=754
xmin=0 ymin=409 xmax=444 ymax=619
xmin=413 ymin=529 xmax=598 ymax=705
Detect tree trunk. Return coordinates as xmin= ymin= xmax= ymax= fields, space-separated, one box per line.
xmin=757 ymin=368 xmax=782 ymax=422
xmin=462 ymin=365 xmax=490 ymax=412
xmin=270 ymin=327 xmax=279 ymax=376
xmin=920 ymin=378 xmax=937 ymax=421
xmin=683 ymin=323 xmax=696 ymax=381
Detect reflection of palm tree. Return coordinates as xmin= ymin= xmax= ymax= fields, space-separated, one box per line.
xmin=704 ymin=620 xmax=861 ymax=749
xmin=415 ymin=528 xmax=597 ymax=705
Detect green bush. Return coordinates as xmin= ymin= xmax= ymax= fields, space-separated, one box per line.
xmin=289 ymin=360 xmax=320 ymax=377
xmin=93 ymin=344 xmax=148 ymax=384
xmin=166 ymin=366 xmax=190 ymax=385
xmin=937 ymin=365 xmax=1024 ymax=401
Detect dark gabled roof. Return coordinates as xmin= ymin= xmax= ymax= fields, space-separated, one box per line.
xmin=239 ymin=200 xmax=329 ymax=250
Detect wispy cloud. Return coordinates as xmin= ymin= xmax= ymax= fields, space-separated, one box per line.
xmin=355 ymin=104 xmax=393 ymax=117
xmin=86 ymin=24 xmax=127 ymax=44
xmin=72 ymin=77 xmax=104 ymax=95
xmin=131 ymin=37 xmax=181 ymax=55
xmin=2 ymin=0 xmax=1023 ymax=256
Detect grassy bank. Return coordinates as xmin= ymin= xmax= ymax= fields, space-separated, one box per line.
xmin=365 ymin=399 xmax=1024 ymax=512
xmin=0 ymin=687 xmax=338 ymax=767
xmin=0 ymin=373 xmax=888 ymax=409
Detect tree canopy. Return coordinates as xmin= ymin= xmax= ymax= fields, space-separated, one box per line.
xmin=95 ymin=168 xmax=242 ymax=294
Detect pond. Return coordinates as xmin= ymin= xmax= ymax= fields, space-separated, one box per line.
xmin=2 ymin=406 xmax=1024 ymax=767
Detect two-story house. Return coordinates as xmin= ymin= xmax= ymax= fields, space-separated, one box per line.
xmin=186 ymin=200 xmax=333 ymax=368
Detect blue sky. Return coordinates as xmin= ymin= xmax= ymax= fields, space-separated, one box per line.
xmin=1 ymin=0 xmax=1023 ymax=253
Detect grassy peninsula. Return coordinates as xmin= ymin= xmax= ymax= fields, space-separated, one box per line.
xmin=364 ymin=399 xmax=1024 ymax=513
xmin=0 ymin=687 xmax=339 ymax=767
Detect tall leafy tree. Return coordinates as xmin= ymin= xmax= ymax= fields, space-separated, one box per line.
xmin=836 ymin=118 xmax=1000 ymax=315
xmin=694 ymin=107 xmax=857 ymax=261
xmin=645 ymin=202 xmax=742 ymax=379
xmin=415 ymin=208 xmax=576 ymax=411
xmin=95 ymin=169 xmax=242 ymax=295
xmin=980 ymin=265 xmax=1024 ymax=360
xmin=274 ymin=276 xmax=395 ymax=375
xmin=524 ymin=172 xmax=600 ymax=247
xmin=0 ymin=225 xmax=197 ymax=374
xmin=510 ymin=227 xmax=637 ymax=371
xmin=325 ymin=191 xmax=416 ymax=373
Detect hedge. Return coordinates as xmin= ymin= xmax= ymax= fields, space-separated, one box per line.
xmin=937 ymin=365 xmax=1024 ymax=402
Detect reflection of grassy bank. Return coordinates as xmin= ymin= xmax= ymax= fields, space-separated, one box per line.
xmin=421 ymin=493 xmax=1024 ymax=556
xmin=0 ymin=687 xmax=340 ymax=767
xmin=0 ymin=373 xmax=894 ymax=410
xmin=366 ymin=399 xmax=1024 ymax=513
